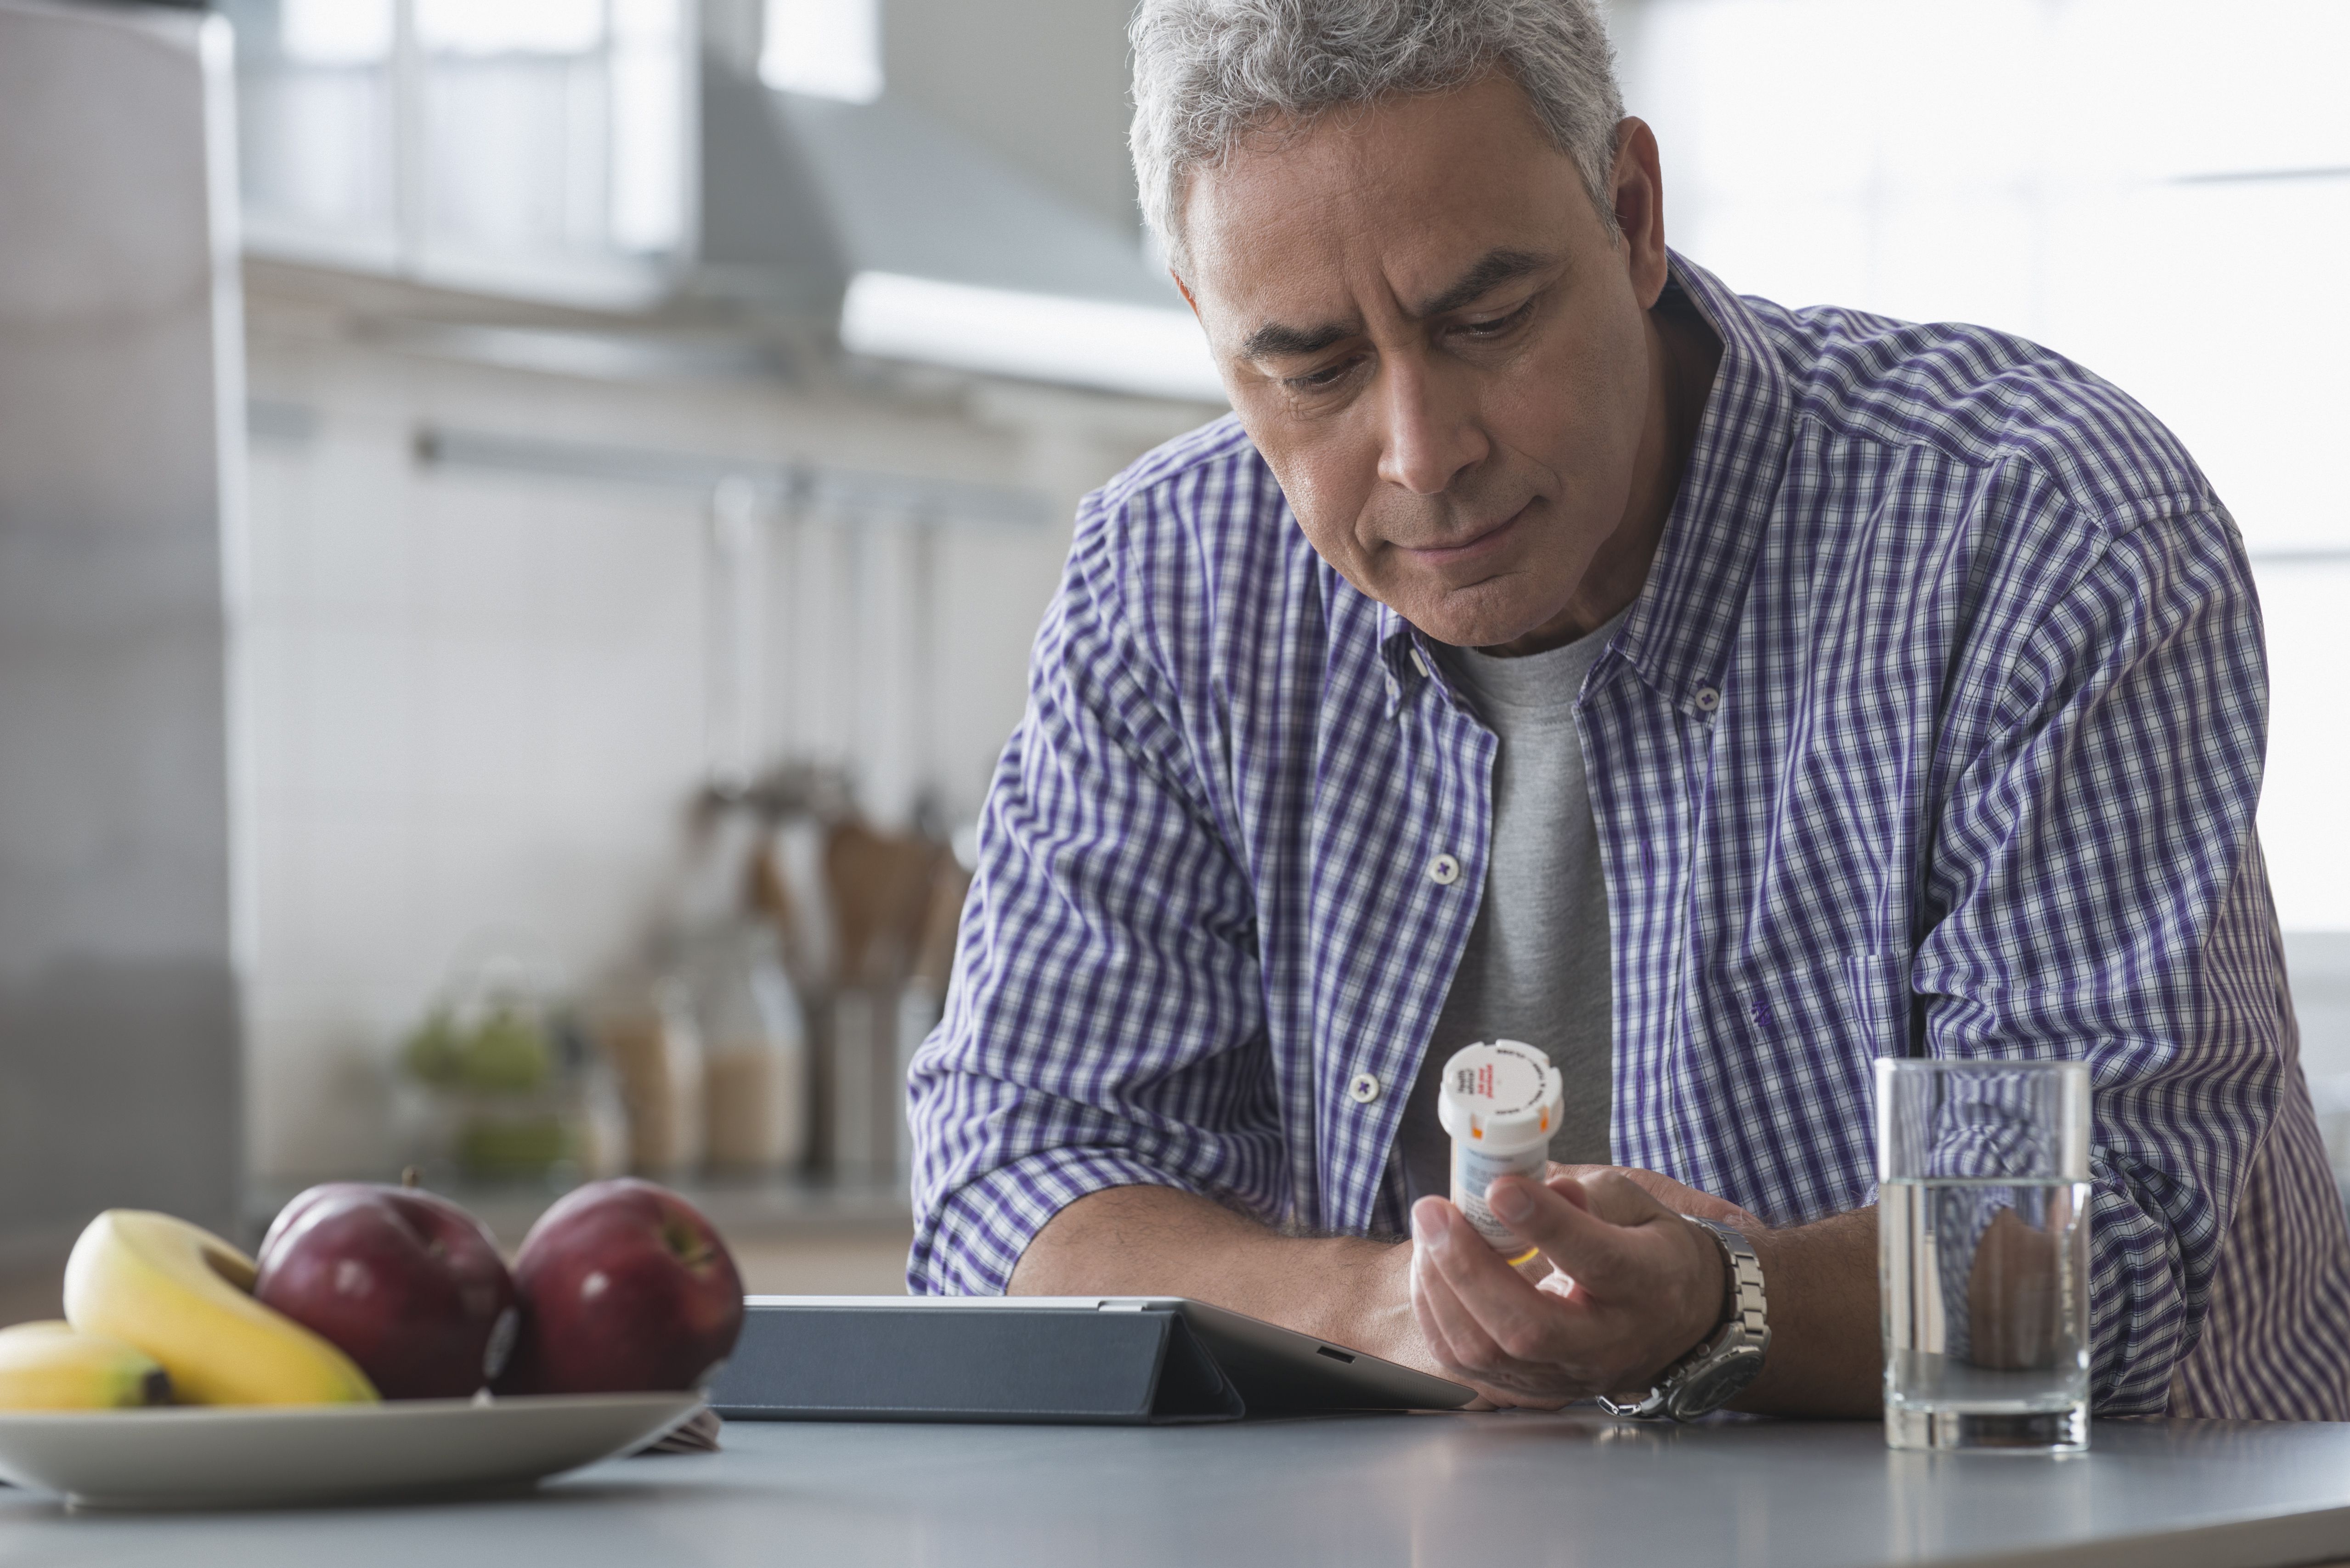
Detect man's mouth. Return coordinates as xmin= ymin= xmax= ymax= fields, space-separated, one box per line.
xmin=1391 ymin=501 xmax=1533 ymax=569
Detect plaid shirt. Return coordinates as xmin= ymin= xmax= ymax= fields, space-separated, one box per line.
xmin=908 ymin=254 xmax=2350 ymax=1418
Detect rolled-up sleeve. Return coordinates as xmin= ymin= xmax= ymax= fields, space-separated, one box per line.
xmin=906 ymin=484 xmax=1283 ymax=1296
xmin=1916 ymin=499 xmax=2286 ymax=1413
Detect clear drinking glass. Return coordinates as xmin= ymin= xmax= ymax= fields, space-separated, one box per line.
xmin=1877 ymin=1058 xmax=2091 ymax=1453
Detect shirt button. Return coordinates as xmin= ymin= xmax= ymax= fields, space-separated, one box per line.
xmin=1694 ymin=686 xmax=1721 ymax=713
xmin=1410 ymin=648 xmax=1432 ymax=679
xmin=1348 ymin=1072 xmax=1381 ymax=1105
xmin=1427 ymin=852 xmax=1461 ymax=886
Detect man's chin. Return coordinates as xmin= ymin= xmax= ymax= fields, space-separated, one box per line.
xmin=1407 ymin=598 xmax=1556 ymax=653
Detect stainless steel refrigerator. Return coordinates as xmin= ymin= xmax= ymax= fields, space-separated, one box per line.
xmin=0 ymin=0 xmax=245 ymax=1263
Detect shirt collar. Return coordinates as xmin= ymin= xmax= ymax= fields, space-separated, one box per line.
xmin=1614 ymin=251 xmax=1793 ymax=716
xmin=1377 ymin=250 xmax=1792 ymax=720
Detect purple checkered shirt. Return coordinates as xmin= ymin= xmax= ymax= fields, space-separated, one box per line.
xmin=907 ymin=254 xmax=2350 ymax=1418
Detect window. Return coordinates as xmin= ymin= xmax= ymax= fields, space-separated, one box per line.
xmin=232 ymin=0 xmax=399 ymax=255
xmin=760 ymin=0 xmax=883 ymax=103
xmin=1621 ymin=0 xmax=2350 ymax=932
xmin=227 ymin=0 xmax=691 ymax=303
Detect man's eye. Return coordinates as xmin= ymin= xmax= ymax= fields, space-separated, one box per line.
xmin=1458 ymin=299 xmax=1536 ymax=338
xmin=1285 ymin=357 xmax=1361 ymax=391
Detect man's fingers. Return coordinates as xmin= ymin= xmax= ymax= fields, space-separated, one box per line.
xmin=1410 ymin=1201 xmax=1513 ymax=1370
xmin=1486 ymin=1174 xmax=1644 ymax=1292
xmin=1544 ymin=1172 xmax=1595 ymax=1212
xmin=1440 ymin=1245 xmax=1582 ymax=1368
xmin=1573 ymin=1168 xmax=1674 ymax=1226
xmin=1411 ymin=1202 xmax=1582 ymax=1406
xmin=1414 ymin=1243 xmax=1499 ymax=1371
xmin=1551 ymin=1163 xmax=1762 ymax=1229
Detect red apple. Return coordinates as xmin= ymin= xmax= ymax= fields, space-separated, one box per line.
xmin=254 ymin=1184 xmax=519 ymax=1399
xmin=497 ymin=1179 xmax=743 ymax=1395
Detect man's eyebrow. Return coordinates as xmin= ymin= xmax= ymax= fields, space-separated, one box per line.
xmin=1237 ymin=248 xmax=1560 ymax=362
xmin=1412 ymin=248 xmax=1559 ymax=320
xmin=1240 ymin=318 xmax=1360 ymax=361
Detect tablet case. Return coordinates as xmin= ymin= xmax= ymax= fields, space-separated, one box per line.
xmin=710 ymin=1303 xmax=1249 ymax=1424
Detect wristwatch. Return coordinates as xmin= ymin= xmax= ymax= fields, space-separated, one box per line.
xmin=1599 ymin=1215 xmax=1770 ymax=1422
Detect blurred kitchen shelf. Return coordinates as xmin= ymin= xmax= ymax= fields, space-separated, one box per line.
xmin=242 ymin=1176 xmax=912 ymax=1252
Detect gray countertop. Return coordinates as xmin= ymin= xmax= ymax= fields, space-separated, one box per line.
xmin=6 ymin=1413 xmax=2350 ymax=1568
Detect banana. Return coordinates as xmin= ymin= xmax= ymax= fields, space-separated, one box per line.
xmin=63 ymin=1211 xmax=378 ymax=1407
xmin=0 ymin=1321 xmax=169 ymax=1410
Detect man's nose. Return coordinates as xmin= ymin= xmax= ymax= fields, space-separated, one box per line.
xmin=1375 ymin=354 xmax=1487 ymax=496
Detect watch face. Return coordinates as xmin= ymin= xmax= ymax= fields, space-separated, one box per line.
xmin=1670 ymin=1347 xmax=1765 ymax=1421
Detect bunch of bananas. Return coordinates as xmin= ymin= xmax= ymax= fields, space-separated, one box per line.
xmin=0 ymin=1211 xmax=378 ymax=1411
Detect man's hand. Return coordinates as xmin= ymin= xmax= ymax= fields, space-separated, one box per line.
xmin=1412 ymin=1169 xmax=1883 ymax=1416
xmin=1411 ymin=1171 xmax=1726 ymax=1405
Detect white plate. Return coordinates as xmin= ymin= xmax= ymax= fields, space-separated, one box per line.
xmin=0 ymin=1392 xmax=702 ymax=1510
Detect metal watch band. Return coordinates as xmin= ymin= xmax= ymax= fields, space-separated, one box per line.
xmin=1598 ymin=1215 xmax=1770 ymax=1422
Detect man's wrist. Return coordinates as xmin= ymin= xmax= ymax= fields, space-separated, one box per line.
xmin=1665 ymin=1213 xmax=1735 ymax=1372
xmin=1605 ymin=1217 xmax=1770 ymax=1421
xmin=1316 ymin=1235 xmax=1421 ymax=1362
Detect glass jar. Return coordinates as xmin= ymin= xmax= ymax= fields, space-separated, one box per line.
xmin=697 ymin=917 xmax=808 ymax=1175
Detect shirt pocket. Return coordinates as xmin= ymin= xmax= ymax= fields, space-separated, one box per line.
xmin=1705 ymin=951 xmax=1909 ymax=1063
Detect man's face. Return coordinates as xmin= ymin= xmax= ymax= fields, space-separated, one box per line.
xmin=1179 ymin=76 xmax=1655 ymax=650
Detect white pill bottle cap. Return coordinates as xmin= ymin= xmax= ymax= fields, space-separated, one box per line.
xmin=1436 ymin=1040 xmax=1564 ymax=1157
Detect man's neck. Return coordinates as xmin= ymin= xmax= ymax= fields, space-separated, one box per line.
xmin=1483 ymin=290 xmax=1723 ymax=658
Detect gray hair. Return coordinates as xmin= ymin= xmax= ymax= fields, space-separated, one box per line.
xmin=1129 ymin=0 xmax=1626 ymax=273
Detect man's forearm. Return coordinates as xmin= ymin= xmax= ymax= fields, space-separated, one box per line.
xmin=1733 ymin=1207 xmax=1880 ymax=1417
xmin=1007 ymin=1184 xmax=1426 ymax=1370
xmin=1010 ymin=1182 xmax=1885 ymax=1415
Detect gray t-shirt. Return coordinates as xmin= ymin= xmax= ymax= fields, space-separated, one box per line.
xmin=1394 ymin=609 xmax=1625 ymax=1205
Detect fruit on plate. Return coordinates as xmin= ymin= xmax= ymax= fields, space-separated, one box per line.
xmin=498 ymin=1179 xmax=744 ymax=1394
xmin=0 ymin=1320 xmax=169 ymax=1410
xmin=63 ymin=1210 xmax=378 ymax=1406
xmin=255 ymin=1183 xmax=519 ymax=1399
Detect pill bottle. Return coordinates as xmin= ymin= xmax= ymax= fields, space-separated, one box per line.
xmin=1436 ymin=1039 xmax=1564 ymax=1260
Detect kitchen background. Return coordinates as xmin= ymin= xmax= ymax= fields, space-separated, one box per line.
xmin=1 ymin=0 xmax=2345 ymax=1315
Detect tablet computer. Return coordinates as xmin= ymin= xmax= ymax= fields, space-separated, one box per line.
xmin=713 ymin=1295 xmax=1475 ymax=1423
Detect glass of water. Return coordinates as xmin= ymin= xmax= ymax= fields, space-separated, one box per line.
xmin=1877 ymin=1057 xmax=2091 ymax=1453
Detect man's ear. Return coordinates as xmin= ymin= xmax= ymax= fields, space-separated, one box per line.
xmin=1610 ymin=116 xmax=1671 ymax=311
xmin=1173 ymin=270 xmax=1201 ymax=320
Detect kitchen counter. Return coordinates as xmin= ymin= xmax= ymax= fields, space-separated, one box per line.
xmin=5 ymin=1412 xmax=2350 ymax=1567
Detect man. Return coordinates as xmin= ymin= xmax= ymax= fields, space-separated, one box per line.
xmin=908 ymin=0 xmax=2350 ymax=1419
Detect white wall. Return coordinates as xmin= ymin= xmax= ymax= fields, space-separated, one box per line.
xmin=239 ymin=274 xmax=1208 ymax=1180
